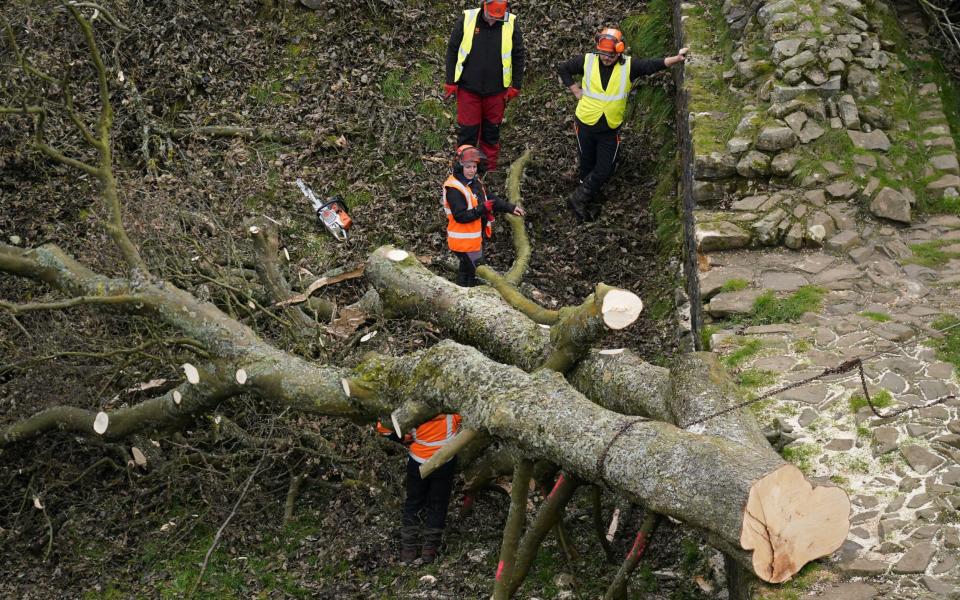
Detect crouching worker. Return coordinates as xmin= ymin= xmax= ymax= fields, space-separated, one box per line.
xmin=443 ymin=144 xmax=526 ymax=287
xmin=377 ymin=413 xmax=463 ymax=564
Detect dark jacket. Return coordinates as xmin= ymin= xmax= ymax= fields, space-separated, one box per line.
xmin=557 ymin=54 xmax=667 ymax=132
xmin=445 ymin=172 xmax=515 ymax=224
xmin=445 ymin=10 xmax=525 ymax=96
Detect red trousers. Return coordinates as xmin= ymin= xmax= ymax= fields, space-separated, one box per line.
xmin=456 ymin=88 xmax=506 ymax=171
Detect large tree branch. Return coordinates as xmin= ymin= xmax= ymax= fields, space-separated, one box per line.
xmin=0 ymin=241 xmax=848 ymax=582
xmin=0 ymin=295 xmax=143 ymax=314
xmin=1 ymin=370 xmax=240 ymax=445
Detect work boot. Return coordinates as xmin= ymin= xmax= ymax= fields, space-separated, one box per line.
xmin=399 ymin=525 xmax=419 ymax=565
xmin=566 ymin=187 xmax=589 ymax=223
xmin=585 ymin=201 xmax=602 ymax=222
xmin=421 ymin=527 xmax=444 ymax=564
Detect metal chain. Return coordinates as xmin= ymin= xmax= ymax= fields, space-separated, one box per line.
xmin=679 ymin=319 xmax=960 ymax=429
xmin=679 ymin=358 xmax=863 ymax=429
xmin=595 ymin=322 xmax=960 ymax=476
xmin=856 ymin=362 xmax=955 ymax=418
xmin=595 ymin=417 xmax=649 ymax=478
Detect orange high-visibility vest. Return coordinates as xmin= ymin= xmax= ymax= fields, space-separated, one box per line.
xmin=443 ymin=175 xmax=484 ymax=252
xmin=409 ymin=413 xmax=462 ymax=463
xmin=377 ymin=415 xmax=462 ymax=464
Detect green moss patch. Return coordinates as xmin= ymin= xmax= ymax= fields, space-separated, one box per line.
xmin=860 ymin=311 xmax=892 ymax=323
xmin=680 ymin=0 xmax=740 ymax=153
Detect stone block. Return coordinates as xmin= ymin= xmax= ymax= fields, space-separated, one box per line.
xmin=695 ymin=221 xmax=751 ymax=252
xmin=931 ymin=153 xmax=960 ymax=175
xmin=706 ymin=289 xmax=764 ymax=317
xmin=695 ymin=151 xmax=738 ymax=180
xmin=736 ymin=150 xmax=772 ymax=178
xmin=848 ymin=129 xmax=891 ymax=151
xmin=870 ymin=187 xmax=911 ymax=223
xmin=926 ymin=174 xmax=960 ymax=199
xmin=757 ymin=126 xmax=799 ymax=151
xmin=826 ymin=230 xmax=860 ymax=251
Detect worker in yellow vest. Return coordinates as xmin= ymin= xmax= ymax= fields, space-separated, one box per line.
xmin=377 ymin=414 xmax=463 ymax=564
xmin=443 ymin=145 xmax=525 ymax=287
xmin=558 ymin=28 xmax=688 ymax=222
xmin=444 ymin=0 xmax=525 ymax=172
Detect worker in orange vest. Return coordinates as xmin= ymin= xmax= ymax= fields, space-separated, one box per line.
xmin=377 ymin=414 xmax=463 ymax=564
xmin=443 ymin=144 xmax=525 ymax=287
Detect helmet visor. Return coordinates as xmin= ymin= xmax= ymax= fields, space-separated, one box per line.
xmin=458 ymin=146 xmax=487 ymax=166
xmin=484 ymin=0 xmax=508 ymax=20
xmin=596 ymin=34 xmax=621 ymax=55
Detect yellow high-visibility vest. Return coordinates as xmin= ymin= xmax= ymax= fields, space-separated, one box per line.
xmin=575 ymin=54 xmax=633 ymax=129
xmin=453 ymin=9 xmax=516 ymax=88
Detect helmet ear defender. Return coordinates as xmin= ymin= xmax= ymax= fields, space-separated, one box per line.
xmin=454 ymin=145 xmax=487 ymax=174
xmin=596 ymin=29 xmax=625 ymax=54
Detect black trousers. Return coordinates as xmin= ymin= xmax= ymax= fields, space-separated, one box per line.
xmin=576 ymin=124 xmax=621 ymax=202
xmin=402 ymin=455 xmax=457 ymax=530
xmin=454 ymin=251 xmax=483 ymax=287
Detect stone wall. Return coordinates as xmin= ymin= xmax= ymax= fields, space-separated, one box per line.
xmin=675 ymin=0 xmax=960 ymax=594
xmin=679 ymin=0 xmax=960 ymax=252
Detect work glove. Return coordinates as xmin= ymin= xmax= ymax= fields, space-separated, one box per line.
xmin=483 ymin=199 xmax=495 ymax=221
xmin=505 ymin=86 xmax=520 ymax=101
xmin=444 ymin=83 xmax=458 ymax=99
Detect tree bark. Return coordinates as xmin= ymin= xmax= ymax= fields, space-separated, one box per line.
xmin=366 ymin=247 xmax=642 ymax=375
xmin=349 ymin=340 xmax=847 ymax=582
xmin=0 ymin=242 xmax=848 ymax=582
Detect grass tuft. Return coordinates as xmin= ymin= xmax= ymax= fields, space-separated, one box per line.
xmin=720 ymin=278 xmax=749 ymax=293
xmin=737 ymin=368 xmax=776 ymax=388
xmin=723 ymin=338 xmax=763 ymax=368
xmin=907 ymin=241 xmax=960 ymax=267
xmin=849 ymin=389 xmax=893 ymax=413
xmin=781 ymin=443 xmax=820 ymax=474
xmin=743 ymin=286 xmax=825 ymax=325
xmin=860 ymin=311 xmax=891 ymax=323
xmin=928 ymin=315 xmax=960 ymax=375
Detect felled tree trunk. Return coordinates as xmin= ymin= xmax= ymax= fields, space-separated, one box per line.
xmin=0 ymin=241 xmax=848 ymax=582
xmin=350 ymin=340 xmax=848 ymax=583
xmin=366 ymin=246 xmax=643 ymax=375
xmin=364 ymin=246 xmax=850 ymax=583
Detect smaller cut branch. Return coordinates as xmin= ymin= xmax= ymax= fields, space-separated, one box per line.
xmin=604 ymin=511 xmax=660 ymax=600
xmin=507 ymin=473 xmax=582 ymax=596
xmin=503 ymin=149 xmax=532 ymax=285
xmin=0 ymin=294 xmax=143 ymax=314
xmin=419 ymin=428 xmax=478 ymax=478
xmin=493 ymin=458 xmax=533 ymax=600
xmin=168 ymin=126 xmax=324 ymax=145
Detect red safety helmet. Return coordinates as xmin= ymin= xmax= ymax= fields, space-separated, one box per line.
xmin=596 ymin=28 xmax=625 ymax=55
xmin=456 ymin=144 xmax=487 ymax=166
xmin=483 ymin=0 xmax=509 ymax=21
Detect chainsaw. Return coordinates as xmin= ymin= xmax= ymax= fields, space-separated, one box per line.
xmin=296 ymin=178 xmax=352 ymax=242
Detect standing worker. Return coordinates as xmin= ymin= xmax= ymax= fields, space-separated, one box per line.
xmin=377 ymin=414 xmax=462 ymax=565
xmin=558 ymin=28 xmax=688 ymax=221
xmin=443 ymin=144 xmax=525 ymax=287
xmin=444 ymin=0 xmax=525 ymax=172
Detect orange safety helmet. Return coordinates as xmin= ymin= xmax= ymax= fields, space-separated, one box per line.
xmin=483 ymin=0 xmax=509 ymax=21
xmin=596 ymin=28 xmax=625 ymax=55
xmin=456 ymin=144 xmax=487 ymax=166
